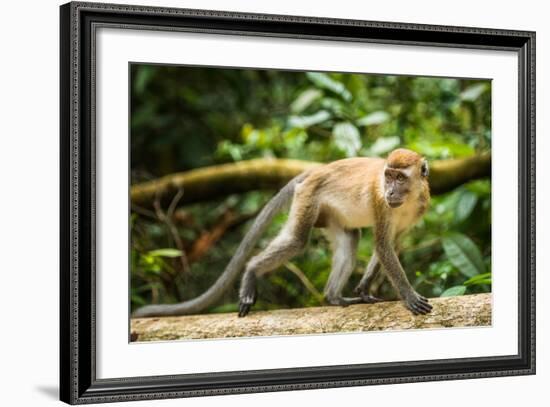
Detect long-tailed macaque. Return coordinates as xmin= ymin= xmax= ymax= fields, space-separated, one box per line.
xmin=132 ymin=148 xmax=432 ymax=318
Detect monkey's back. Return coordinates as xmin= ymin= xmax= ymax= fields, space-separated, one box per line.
xmin=301 ymin=157 xmax=386 ymax=229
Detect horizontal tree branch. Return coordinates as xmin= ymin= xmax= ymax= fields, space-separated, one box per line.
xmin=131 ymin=154 xmax=490 ymax=209
xmin=427 ymin=152 xmax=491 ymax=194
xmin=130 ymin=293 xmax=491 ymax=341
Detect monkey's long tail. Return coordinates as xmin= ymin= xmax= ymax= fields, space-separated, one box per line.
xmin=132 ymin=173 xmax=306 ymax=318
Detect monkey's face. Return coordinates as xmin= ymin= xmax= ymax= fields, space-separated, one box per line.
xmin=383 ymin=150 xmax=429 ymax=209
xmin=383 ymin=167 xmax=413 ymax=208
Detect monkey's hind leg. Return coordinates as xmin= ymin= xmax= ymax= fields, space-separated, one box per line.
xmin=323 ymin=227 xmax=375 ymax=307
xmin=238 ymin=221 xmax=313 ymax=317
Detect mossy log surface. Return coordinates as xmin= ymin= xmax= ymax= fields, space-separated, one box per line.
xmin=130 ymin=293 xmax=491 ymax=342
xmin=131 ymin=154 xmax=491 ymax=209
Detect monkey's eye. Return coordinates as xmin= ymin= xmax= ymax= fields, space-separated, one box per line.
xmin=397 ymin=173 xmax=406 ymax=182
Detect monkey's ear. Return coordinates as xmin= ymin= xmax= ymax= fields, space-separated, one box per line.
xmin=421 ymin=159 xmax=429 ymax=177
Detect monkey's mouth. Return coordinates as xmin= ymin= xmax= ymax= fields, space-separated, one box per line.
xmin=387 ymin=200 xmax=404 ymax=208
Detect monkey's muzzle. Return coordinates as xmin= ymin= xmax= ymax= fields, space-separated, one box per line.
xmin=387 ymin=199 xmax=404 ymax=208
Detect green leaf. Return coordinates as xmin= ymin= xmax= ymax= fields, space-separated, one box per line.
xmin=142 ymin=261 xmax=162 ymax=275
xmin=455 ymin=190 xmax=478 ymax=222
xmin=131 ymin=293 xmax=147 ymax=306
xmin=460 ymin=83 xmax=488 ymax=101
xmin=440 ymin=285 xmax=467 ymax=297
xmin=368 ymin=136 xmax=401 ymax=156
xmin=464 ymin=272 xmax=492 ymax=286
xmin=290 ymin=88 xmax=323 ymax=113
xmin=288 ymin=110 xmax=331 ymax=128
xmin=407 ymin=140 xmax=475 ymax=159
xmin=356 ymin=111 xmax=390 ymax=126
xmin=147 ymin=248 xmax=183 ymax=258
xmin=134 ymin=66 xmax=153 ymax=94
xmin=217 ymin=140 xmax=244 ymax=161
xmin=306 ymin=72 xmax=352 ymax=101
xmin=320 ymin=98 xmax=346 ymax=116
xmin=209 ymin=303 xmax=239 ymax=313
xmin=466 ymin=179 xmax=491 ymax=196
xmin=442 ymin=233 xmax=486 ymax=278
xmin=283 ymin=128 xmax=308 ymax=154
xmin=333 ymin=122 xmax=361 ymax=157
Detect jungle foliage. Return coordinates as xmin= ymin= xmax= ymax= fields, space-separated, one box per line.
xmin=130 ymin=64 xmax=491 ymax=313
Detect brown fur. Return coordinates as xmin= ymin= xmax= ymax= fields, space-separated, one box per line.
xmin=239 ymin=148 xmax=433 ymax=316
xmin=293 ymin=153 xmax=429 ymax=233
xmin=387 ymin=148 xmax=423 ymax=169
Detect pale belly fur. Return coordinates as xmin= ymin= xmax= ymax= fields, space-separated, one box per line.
xmin=321 ymin=193 xmax=376 ymax=229
xmin=323 ymin=193 xmax=420 ymax=231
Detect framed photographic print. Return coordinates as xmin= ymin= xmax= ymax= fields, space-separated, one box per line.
xmin=60 ymin=1 xmax=535 ymax=404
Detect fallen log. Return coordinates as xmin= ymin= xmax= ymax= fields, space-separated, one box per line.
xmin=130 ymin=293 xmax=491 ymax=342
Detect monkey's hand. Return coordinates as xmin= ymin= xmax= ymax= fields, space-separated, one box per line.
xmin=403 ymin=291 xmax=432 ymax=315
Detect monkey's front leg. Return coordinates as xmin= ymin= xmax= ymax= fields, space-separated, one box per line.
xmin=374 ymin=227 xmax=432 ymax=315
xmin=355 ymin=233 xmax=407 ymax=300
xmin=354 ymin=253 xmax=384 ymax=303
xmin=376 ymin=242 xmax=432 ymax=315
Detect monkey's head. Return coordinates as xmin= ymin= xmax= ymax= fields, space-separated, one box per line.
xmin=383 ymin=148 xmax=429 ymax=208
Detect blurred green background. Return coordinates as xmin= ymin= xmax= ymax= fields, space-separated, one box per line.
xmin=130 ymin=64 xmax=492 ymax=314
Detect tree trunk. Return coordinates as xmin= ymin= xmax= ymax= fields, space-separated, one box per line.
xmin=131 ymin=154 xmax=491 ymax=209
xmin=130 ymin=293 xmax=491 ymax=341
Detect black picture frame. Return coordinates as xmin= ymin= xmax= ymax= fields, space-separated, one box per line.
xmin=60 ymin=1 xmax=536 ymax=404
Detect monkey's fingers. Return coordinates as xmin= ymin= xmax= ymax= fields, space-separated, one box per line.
xmin=415 ymin=300 xmax=433 ymax=314
xmin=405 ymin=296 xmax=432 ymax=315
xmin=408 ymin=304 xmax=425 ymax=315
